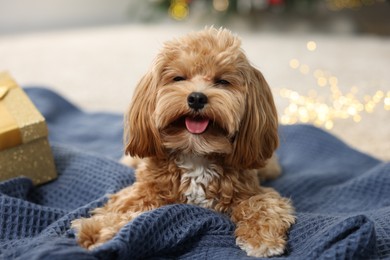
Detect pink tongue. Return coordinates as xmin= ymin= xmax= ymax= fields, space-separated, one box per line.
xmin=185 ymin=117 xmax=210 ymax=134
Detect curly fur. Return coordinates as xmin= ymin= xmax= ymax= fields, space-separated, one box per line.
xmin=72 ymin=27 xmax=295 ymax=257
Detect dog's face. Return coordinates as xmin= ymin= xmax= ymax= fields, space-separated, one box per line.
xmin=125 ymin=28 xmax=278 ymax=169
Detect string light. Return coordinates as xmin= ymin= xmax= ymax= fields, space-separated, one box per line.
xmin=306 ymin=41 xmax=317 ymax=51
xmin=384 ymin=93 xmax=390 ymax=110
xmin=213 ymin=0 xmax=229 ymax=12
xmin=169 ymin=0 xmax=189 ymax=20
xmin=289 ymin=59 xmax=300 ymax=69
xmin=280 ymin=51 xmax=389 ymax=129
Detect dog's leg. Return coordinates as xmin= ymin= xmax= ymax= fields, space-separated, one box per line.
xmin=71 ymin=209 xmax=141 ymax=250
xmin=231 ymin=187 xmax=295 ymax=257
xmin=71 ymin=181 xmax=166 ymax=250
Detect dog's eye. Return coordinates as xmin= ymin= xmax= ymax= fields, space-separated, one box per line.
xmin=215 ymin=79 xmax=230 ymax=86
xmin=173 ymin=76 xmax=186 ymax=82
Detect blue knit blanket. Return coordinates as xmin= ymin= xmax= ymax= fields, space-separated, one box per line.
xmin=1 ymin=87 xmax=389 ymax=260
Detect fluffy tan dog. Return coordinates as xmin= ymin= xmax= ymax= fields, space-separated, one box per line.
xmin=72 ymin=28 xmax=295 ymax=257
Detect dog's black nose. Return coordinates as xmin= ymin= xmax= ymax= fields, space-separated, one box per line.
xmin=187 ymin=92 xmax=208 ymax=110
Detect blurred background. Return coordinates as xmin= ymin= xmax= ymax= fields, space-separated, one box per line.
xmin=0 ymin=0 xmax=389 ymax=160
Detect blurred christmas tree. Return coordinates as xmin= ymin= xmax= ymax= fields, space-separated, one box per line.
xmin=129 ymin=0 xmax=390 ymax=35
xmin=149 ymin=0 xmax=322 ymax=21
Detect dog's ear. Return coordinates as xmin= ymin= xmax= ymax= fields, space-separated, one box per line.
xmin=227 ymin=67 xmax=279 ymax=169
xmin=124 ymin=70 xmax=164 ymax=158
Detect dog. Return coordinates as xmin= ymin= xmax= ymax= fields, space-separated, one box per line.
xmin=72 ymin=27 xmax=295 ymax=257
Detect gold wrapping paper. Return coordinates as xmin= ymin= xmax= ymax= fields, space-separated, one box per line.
xmin=0 ymin=84 xmax=23 ymax=150
xmin=0 ymin=72 xmax=57 ymax=185
xmin=0 ymin=138 xmax=56 ymax=185
xmin=0 ymin=72 xmax=48 ymax=145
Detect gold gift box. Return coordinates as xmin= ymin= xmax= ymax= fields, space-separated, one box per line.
xmin=0 ymin=72 xmax=57 ymax=185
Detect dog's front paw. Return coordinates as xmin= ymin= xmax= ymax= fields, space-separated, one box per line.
xmin=232 ymin=191 xmax=295 ymax=257
xmin=235 ymin=233 xmax=287 ymax=257
xmin=72 ymin=211 xmax=138 ymax=250
xmin=235 ymin=212 xmax=295 ymax=257
xmin=71 ymin=215 xmax=120 ymax=250
xmin=71 ymin=218 xmax=106 ymax=250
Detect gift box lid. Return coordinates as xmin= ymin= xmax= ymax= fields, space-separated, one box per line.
xmin=0 ymin=72 xmax=48 ymax=150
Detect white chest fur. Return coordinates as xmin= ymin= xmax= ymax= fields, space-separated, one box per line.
xmin=176 ymin=155 xmax=219 ymax=208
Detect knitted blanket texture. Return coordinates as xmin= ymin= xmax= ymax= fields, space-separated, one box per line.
xmin=0 ymin=87 xmax=389 ymax=259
